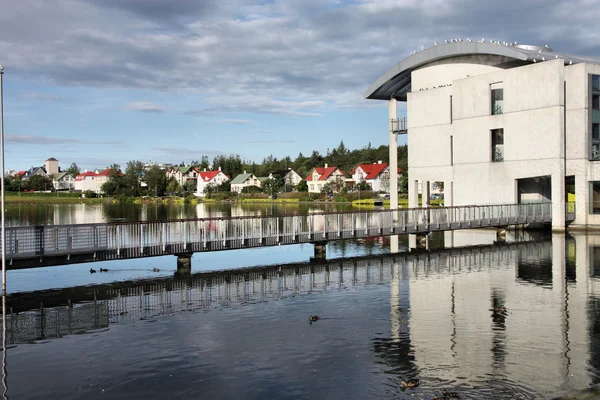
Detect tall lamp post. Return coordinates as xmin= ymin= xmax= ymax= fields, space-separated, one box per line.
xmin=0 ymin=65 xmax=5 ymax=295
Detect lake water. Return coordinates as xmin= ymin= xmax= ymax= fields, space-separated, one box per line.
xmin=2 ymin=203 xmax=600 ymax=399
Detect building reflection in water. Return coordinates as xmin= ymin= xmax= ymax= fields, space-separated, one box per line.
xmin=1 ymin=231 xmax=600 ymax=398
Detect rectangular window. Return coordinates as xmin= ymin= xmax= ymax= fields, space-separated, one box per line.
xmin=591 ymin=75 xmax=600 ymax=160
xmin=491 ymin=82 xmax=503 ymax=115
xmin=593 ymin=123 xmax=600 ymax=160
xmin=590 ymin=182 xmax=600 ymax=214
xmin=450 ymin=135 xmax=454 ymax=166
xmin=491 ymin=129 xmax=504 ymax=162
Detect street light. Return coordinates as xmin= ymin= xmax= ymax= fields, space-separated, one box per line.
xmin=0 ymin=65 xmax=5 ymax=295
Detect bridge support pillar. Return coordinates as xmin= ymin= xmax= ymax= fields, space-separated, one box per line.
xmin=175 ymin=252 xmax=193 ymax=276
xmin=409 ymin=233 xmax=429 ymax=250
xmin=409 ymin=234 xmax=417 ymax=250
xmin=310 ymin=241 xmax=327 ymax=263
xmin=495 ymin=228 xmax=507 ymax=244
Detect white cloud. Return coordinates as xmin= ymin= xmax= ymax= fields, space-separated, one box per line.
xmin=1 ymin=0 xmax=600 ymax=116
xmin=218 ymin=119 xmax=254 ymax=124
xmin=125 ymin=101 xmax=167 ymax=113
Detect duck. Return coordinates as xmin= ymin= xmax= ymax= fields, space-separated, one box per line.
xmin=89 ymin=268 xmax=96 ymax=274
xmin=400 ymin=379 xmax=420 ymax=390
xmin=442 ymin=389 xmax=460 ymax=398
xmin=152 ymin=268 xmax=160 ymax=272
xmin=99 ymin=268 xmax=108 ymax=272
xmin=308 ymin=315 xmax=319 ymax=322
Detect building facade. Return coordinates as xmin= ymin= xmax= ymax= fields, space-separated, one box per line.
xmin=349 ymin=162 xmax=393 ymax=192
xmin=196 ymin=168 xmax=230 ymax=197
xmin=230 ymin=172 xmax=262 ymax=193
xmin=366 ymin=40 xmax=600 ymax=229
xmin=305 ymin=165 xmax=346 ymax=193
xmin=74 ymin=169 xmax=120 ymax=194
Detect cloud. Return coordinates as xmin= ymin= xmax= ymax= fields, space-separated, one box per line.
xmin=218 ymin=119 xmax=253 ymax=124
xmin=6 ymin=134 xmax=82 ymax=145
xmin=244 ymin=139 xmax=296 ymax=144
xmin=125 ymin=101 xmax=167 ymax=113
xmin=188 ymin=96 xmax=325 ymax=117
xmin=153 ymin=147 xmax=222 ymax=156
xmin=18 ymin=92 xmax=64 ymax=102
xmin=1 ymin=0 xmax=599 ymax=116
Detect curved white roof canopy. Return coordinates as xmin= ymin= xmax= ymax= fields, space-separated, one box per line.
xmin=365 ymin=41 xmax=600 ymax=101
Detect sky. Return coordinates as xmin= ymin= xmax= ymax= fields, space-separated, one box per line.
xmin=1 ymin=0 xmax=599 ymax=172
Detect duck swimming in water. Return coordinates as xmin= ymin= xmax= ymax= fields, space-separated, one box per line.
xmin=152 ymin=267 xmax=160 ymax=272
xmin=308 ymin=315 xmax=319 ymax=322
xmin=89 ymin=268 xmax=96 ymax=274
xmin=99 ymin=268 xmax=108 ymax=272
xmin=442 ymin=389 xmax=460 ymax=398
xmin=400 ymin=379 xmax=419 ymax=390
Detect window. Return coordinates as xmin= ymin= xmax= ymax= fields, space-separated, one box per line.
xmin=491 ymin=83 xmax=503 ymax=115
xmin=491 ymin=129 xmax=504 ymax=162
xmin=591 ymin=181 xmax=600 ymax=214
xmin=591 ymin=75 xmax=600 ymax=160
xmin=593 ymin=123 xmax=600 ymax=160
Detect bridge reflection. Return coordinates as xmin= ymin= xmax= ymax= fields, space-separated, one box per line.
xmin=3 ymin=238 xmax=552 ymax=344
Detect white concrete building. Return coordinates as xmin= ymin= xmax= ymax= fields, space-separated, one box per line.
xmin=365 ymin=40 xmax=600 ymax=230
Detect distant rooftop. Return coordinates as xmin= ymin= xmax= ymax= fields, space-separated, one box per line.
xmin=365 ymin=39 xmax=600 ymax=101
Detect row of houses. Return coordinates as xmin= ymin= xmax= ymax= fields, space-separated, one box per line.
xmin=11 ymin=158 xmax=403 ymax=195
xmin=219 ymin=161 xmax=402 ymax=195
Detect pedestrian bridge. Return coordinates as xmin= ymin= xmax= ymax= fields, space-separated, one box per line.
xmin=2 ymin=202 xmax=562 ymax=269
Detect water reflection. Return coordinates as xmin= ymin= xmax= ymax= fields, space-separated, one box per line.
xmin=2 ymin=233 xmax=600 ymax=399
xmin=6 ymin=202 xmax=356 ymax=227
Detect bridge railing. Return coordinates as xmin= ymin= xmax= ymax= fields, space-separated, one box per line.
xmin=2 ymin=202 xmax=552 ymax=259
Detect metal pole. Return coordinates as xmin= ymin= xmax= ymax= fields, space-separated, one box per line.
xmin=0 ymin=65 xmax=5 ymax=295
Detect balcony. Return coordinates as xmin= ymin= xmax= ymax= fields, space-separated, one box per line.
xmin=390 ymin=118 xmax=407 ymax=134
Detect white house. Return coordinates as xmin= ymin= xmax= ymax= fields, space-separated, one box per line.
xmin=74 ymin=169 xmax=121 ymax=194
xmin=165 ymin=166 xmax=199 ymax=187
xmin=269 ymin=169 xmax=303 ymax=190
xmin=196 ymin=168 xmax=230 ymax=197
xmin=51 ymin=172 xmax=75 ymax=191
xmin=230 ymin=171 xmax=262 ymax=193
xmin=305 ymin=164 xmax=346 ymax=193
xmin=365 ymin=40 xmax=600 ymax=230
xmin=350 ymin=161 xmax=401 ymax=192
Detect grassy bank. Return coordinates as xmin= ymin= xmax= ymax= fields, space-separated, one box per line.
xmin=5 ymin=194 xmax=109 ymax=204
xmin=352 ymin=198 xmax=444 ymax=207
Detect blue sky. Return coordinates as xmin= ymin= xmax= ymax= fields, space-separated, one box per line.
xmin=1 ymin=0 xmax=599 ymax=172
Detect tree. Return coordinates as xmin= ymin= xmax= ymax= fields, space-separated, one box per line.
xmin=166 ymin=178 xmax=182 ymax=195
xmin=184 ymin=179 xmax=196 ymax=194
xmin=4 ymin=175 xmax=23 ymax=192
xmin=262 ymin=176 xmax=284 ymax=197
xmin=25 ymin=175 xmax=53 ymax=191
xmin=123 ymin=161 xmax=145 ymax=196
xmin=145 ymin=165 xmax=167 ymax=196
xmin=66 ymin=162 xmax=80 ymax=178
xmin=295 ymin=180 xmax=308 ymax=192
xmin=101 ymin=164 xmax=125 ymax=196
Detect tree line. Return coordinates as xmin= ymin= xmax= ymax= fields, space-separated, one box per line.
xmin=3 ymin=141 xmax=408 ymax=197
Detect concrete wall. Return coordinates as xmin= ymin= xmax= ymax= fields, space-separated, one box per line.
xmin=407 ymin=58 xmax=569 ymax=228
